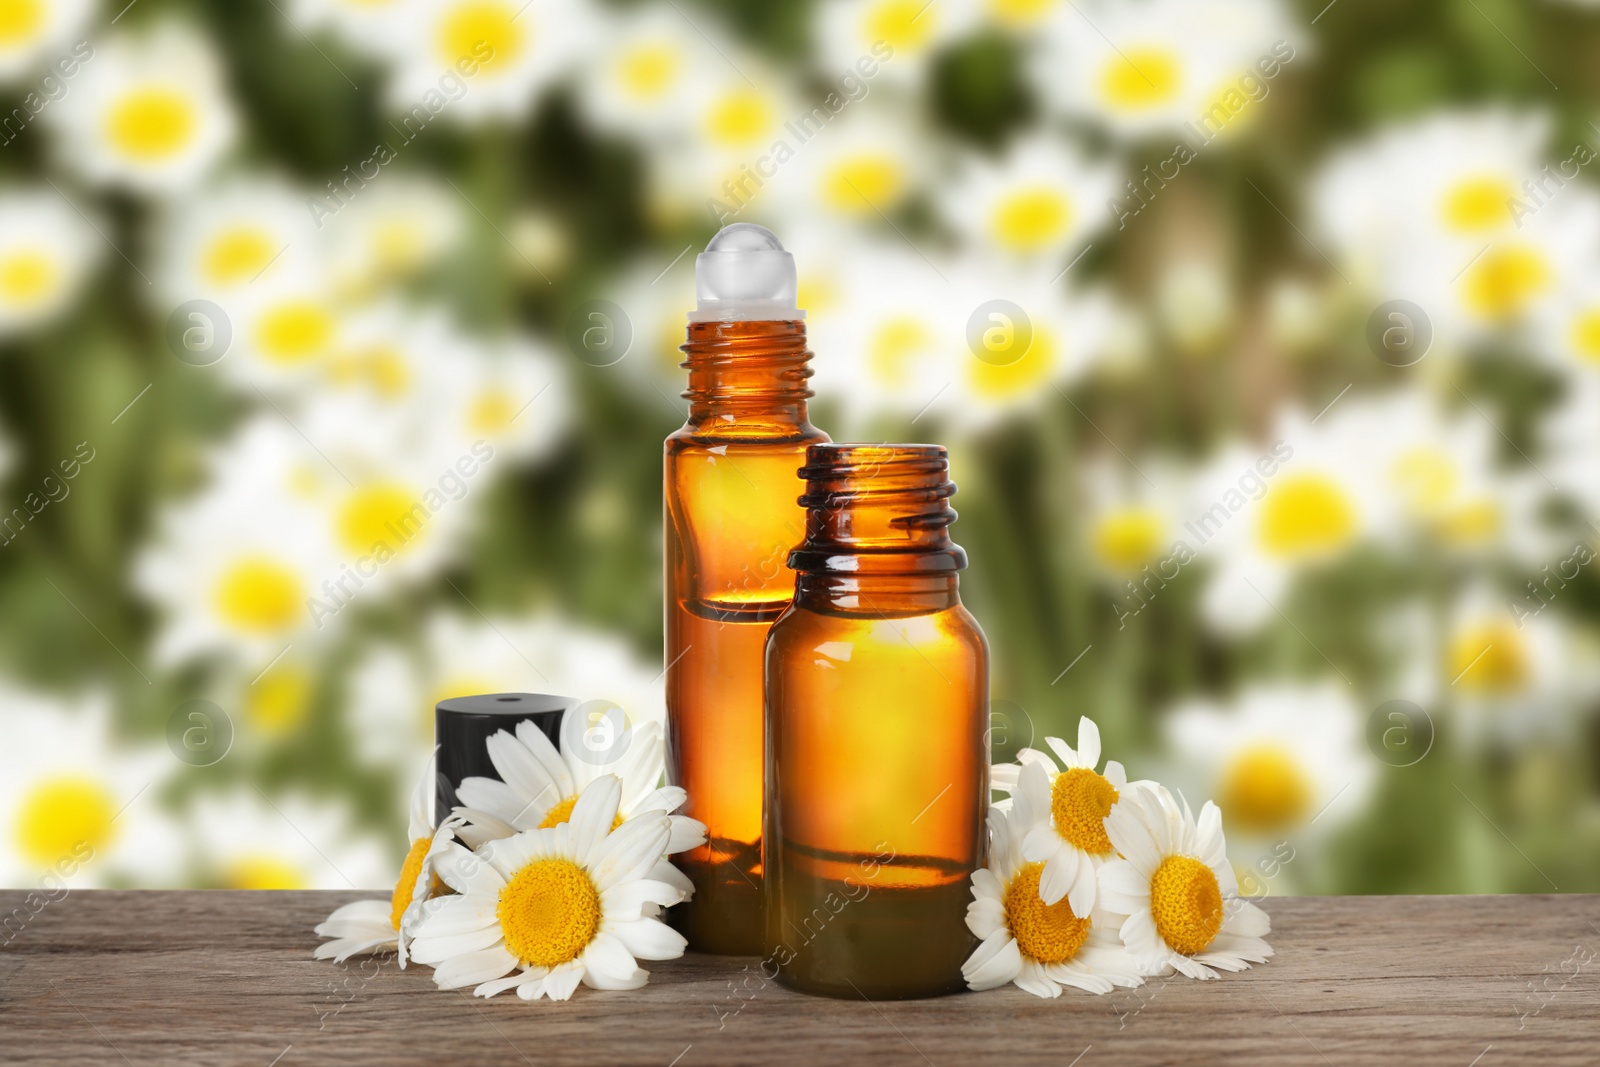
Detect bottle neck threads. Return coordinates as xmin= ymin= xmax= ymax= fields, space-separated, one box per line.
xmin=680 ymin=319 xmax=813 ymax=430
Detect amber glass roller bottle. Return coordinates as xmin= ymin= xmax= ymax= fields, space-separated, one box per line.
xmin=764 ymin=444 xmax=988 ymax=997
xmin=664 ymin=225 xmax=829 ymax=953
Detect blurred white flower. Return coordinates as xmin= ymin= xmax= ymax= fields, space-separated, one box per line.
xmin=0 ymin=186 xmax=101 ymax=338
xmin=1193 ymin=402 xmax=1393 ymax=635
xmin=385 ymin=0 xmax=598 ymax=124
xmin=765 ymin=103 xmax=927 ymax=227
xmin=814 ymin=0 xmax=971 ymax=89
xmin=1163 ymin=681 xmax=1373 ymax=840
xmin=188 ymin=788 xmax=390 ymax=889
xmin=0 ymin=0 xmax=93 ymax=84
xmin=938 ymin=134 xmax=1120 ymax=263
xmin=219 ymin=274 xmax=346 ymax=394
xmin=1081 ymin=454 xmax=1183 ymax=578
xmin=1033 ymin=0 xmax=1301 ymax=141
xmin=0 ymin=683 xmax=182 ymax=889
xmin=953 ymin=0 xmax=1070 ymax=34
xmin=347 ymin=612 xmax=666 ymax=777
xmin=151 ymin=175 xmax=315 ymax=306
xmin=574 ymin=6 xmax=715 ymax=142
xmin=133 ymin=417 xmax=345 ymax=669
xmin=47 ymin=22 xmax=237 ymax=194
xmin=318 ymin=173 xmax=465 ymax=300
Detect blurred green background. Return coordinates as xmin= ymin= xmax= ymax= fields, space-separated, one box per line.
xmin=3 ymin=0 xmax=1600 ymax=897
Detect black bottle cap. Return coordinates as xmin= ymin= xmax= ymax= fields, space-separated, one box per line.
xmin=434 ymin=692 xmax=577 ymax=822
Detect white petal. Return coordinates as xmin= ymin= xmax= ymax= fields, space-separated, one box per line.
xmin=1022 ymin=824 xmax=1060 ymax=865
xmin=434 ymin=842 xmax=507 ymax=897
xmin=1067 ymin=853 xmax=1097 ymax=918
xmin=607 ymin=917 xmax=686 ymax=961
xmin=665 ymin=815 xmax=707 ymax=854
xmin=602 ymin=879 xmax=686 ymax=922
xmin=455 ymin=777 xmax=535 ymax=829
xmin=962 ymin=930 xmax=1022 ymax=991
xmin=1015 ymin=958 xmax=1062 ymax=998
xmin=408 ymin=924 xmax=505 ymax=964
xmin=314 ymin=936 xmax=395 ymax=962
xmin=582 ymin=964 xmax=649 ymax=991
xmin=487 ymin=730 xmax=565 ymax=817
xmin=965 ymin=896 xmax=1006 ymax=940
xmin=569 ymin=775 xmax=623 ymax=865
xmin=647 ymin=859 xmax=695 ymax=898
xmin=989 ymin=762 xmax=1021 ymax=795
xmin=432 ymin=945 xmax=517 ymax=989
xmin=1223 ymin=899 xmax=1271 ymax=939
xmin=581 ymin=929 xmax=642 ymax=984
xmin=632 ymin=785 xmax=687 ymax=817
xmin=1096 ymin=860 xmax=1150 ymax=911
xmin=410 ymin=894 xmax=498 ymax=938
xmin=516 ymin=717 xmax=575 ymax=797
xmin=475 ymin=970 xmax=541 ymax=998
xmin=1039 ymin=845 xmax=1079 ymax=906
xmin=1195 ymin=801 xmax=1226 ymax=868
xmin=1076 ymin=716 xmax=1102 ymax=770
xmin=538 ymin=959 xmax=586 ymax=1001
xmin=1045 ymin=735 xmax=1080 ymax=770
xmin=590 ymin=816 xmax=671 ymax=891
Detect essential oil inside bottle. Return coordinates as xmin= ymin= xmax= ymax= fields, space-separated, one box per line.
xmin=664 ymin=225 xmax=829 ymax=953
xmin=764 ymin=444 xmax=988 ymax=997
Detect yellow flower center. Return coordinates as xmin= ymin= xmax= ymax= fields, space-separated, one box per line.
xmin=1092 ymin=506 xmax=1165 ymax=572
xmin=438 ymin=1 xmax=522 ymax=72
xmin=705 ymin=87 xmax=773 ymax=146
xmin=969 ymin=323 xmax=1056 ymax=399
xmin=0 ymin=249 xmax=57 ymax=304
xmin=336 ymin=483 xmax=425 ymax=557
xmin=1390 ymin=447 xmax=1457 ymax=517
xmin=203 ymin=227 xmax=276 ymax=287
xmin=1257 ymin=472 xmax=1357 ymax=559
xmin=1050 ymin=766 xmax=1118 ymax=855
xmin=537 ymin=794 xmax=624 ymax=831
xmin=991 ymin=188 xmax=1072 ymax=253
xmin=496 ymin=857 xmax=601 ymax=968
xmin=371 ymin=220 xmax=426 ymax=273
xmin=822 ymin=155 xmax=905 ymax=215
xmin=1567 ymin=307 xmax=1600 ymax=364
xmin=391 ymin=836 xmax=432 ymax=931
xmin=1462 ymin=245 xmax=1550 ymax=321
xmin=227 ymin=856 xmax=305 ymax=890
xmin=1435 ymin=498 xmax=1500 ymax=545
xmin=1099 ymin=47 xmax=1182 ymax=111
xmin=618 ymin=43 xmax=678 ymax=100
xmin=1448 ymin=621 xmax=1528 ymax=694
xmin=866 ymin=0 xmax=937 ymax=52
xmin=214 ymin=557 xmax=303 ymax=632
xmin=1441 ymin=176 xmax=1515 ymax=234
xmin=468 ymin=391 xmax=516 ymax=436
xmin=867 ymin=317 xmax=933 ymax=388
xmin=14 ymin=776 xmax=115 ymax=867
xmin=989 ymin=0 xmax=1056 ymax=25
xmin=0 ymin=0 xmax=44 ymax=46
xmin=1003 ymin=861 xmax=1091 ymax=964
xmin=1219 ymin=744 xmax=1311 ymax=834
xmin=1149 ymin=854 xmax=1223 ymax=955
xmin=256 ymin=300 xmax=336 ymax=365
xmin=105 ymin=87 xmax=197 ymax=162
xmin=247 ymin=664 xmax=313 ymax=736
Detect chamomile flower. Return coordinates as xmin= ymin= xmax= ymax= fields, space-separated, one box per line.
xmin=990 ymin=716 xmax=1132 ymax=916
xmin=1033 ymin=0 xmax=1300 ymax=141
xmin=449 ymin=707 xmax=705 ymax=899
xmin=409 ymin=775 xmax=687 ymax=1000
xmin=347 ymin=611 xmax=667 ymax=776
xmin=188 ymin=788 xmax=390 ymax=890
xmin=937 ymin=135 xmax=1119 ymax=263
xmin=1163 ymin=681 xmax=1372 ymax=840
xmin=315 ymin=754 xmax=456 ymax=964
xmin=386 ymin=0 xmax=598 ymax=125
xmin=48 ymin=22 xmax=237 ymax=194
xmin=962 ymin=803 xmax=1145 ymax=997
xmin=814 ymin=0 xmax=971 ymax=90
xmin=430 ymin=331 xmax=571 ymax=464
xmin=958 ymin=0 xmax=1069 ymax=34
xmin=766 ymin=105 xmax=926 ymax=227
xmin=1081 ymin=455 xmax=1182 ymax=578
xmin=1098 ymin=783 xmax=1273 ymax=979
xmin=0 ymin=684 xmax=181 ymax=889
xmin=132 ymin=417 xmax=344 ymax=668
xmin=151 ymin=176 xmax=314 ymax=305
xmin=220 ymin=274 xmax=346 ymax=394
xmin=0 ymin=0 xmax=93 ymax=83
xmin=574 ymin=7 xmax=711 ymax=143
xmin=1193 ymin=403 xmax=1390 ymax=636
xmin=0 ymin=187 xmax=101 ymax=338
xmin=318 ymin=174 xmax=464 ymax=300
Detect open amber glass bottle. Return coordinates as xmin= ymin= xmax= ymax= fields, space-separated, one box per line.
xmin=665 ymin=225 xmax=828 ymax=954
xmin=764 ymin=444 xmax=987 ymax=998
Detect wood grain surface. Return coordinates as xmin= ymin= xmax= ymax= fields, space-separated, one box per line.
xmin=1 ymin=891 xmax=1596 ymax=1065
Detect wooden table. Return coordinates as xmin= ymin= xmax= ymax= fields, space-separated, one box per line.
xmin=2 ymin=891 xmax=1596 ymax=1065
